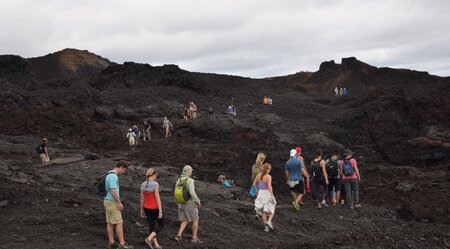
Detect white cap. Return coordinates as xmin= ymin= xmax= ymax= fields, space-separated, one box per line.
xmin=290 ymin=149 xmax=297 ymax=157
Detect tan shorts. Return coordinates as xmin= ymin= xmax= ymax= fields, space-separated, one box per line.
xmin=104 ymin=200 xmax=123 ymax=224
xmin=40 ymin=153 xmax=50 ymax=163
xmin=178 ymin=201 xmax=199 ymax=222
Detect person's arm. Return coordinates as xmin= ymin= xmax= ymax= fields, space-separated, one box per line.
xmin=154 ymin=184 xmax=163 ymax=218
xmin=140 ymin=190 xmax=145 ymax=218
xmin=339 ymin=161 xmax=344 ymax=179
xmin=352 ymin=159 xmax=361 ymax=181
xmin=268 ymin=175 xmax=276 ymax=202
xmin=110 ymin=188 xmax=123 ymax=211
xmin=301 ymin=167 xmax=309 ymax=182
xmin=285 ymin=163 xmax=290 ymax=182
xmin=44 ymin=146 xmax=49 ymax=157
xmin=321 ymin=160 xmax=329 ymax=184
xmin=253 ymin=173 xmax=260 ymax=195
xmin=187 ymin=179 xmax=201 ymax=206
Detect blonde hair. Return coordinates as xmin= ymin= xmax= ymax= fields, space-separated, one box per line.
xmin=181 ymin=165 xmax=193 ymax=177
xmin=255 ymin=153 xmax=266 ymax=165
xmin=146 ymin=168 xmax=156 ymax=177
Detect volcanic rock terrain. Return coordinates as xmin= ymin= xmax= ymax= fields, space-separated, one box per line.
xmin=0 ymin=49 xmax=449 ymax=248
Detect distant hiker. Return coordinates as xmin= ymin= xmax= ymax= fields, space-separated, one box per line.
xmin=310 ymin=150 xmax=329 ymax=208
xmin=339 ymin=88 xmax=343 ymax=96
xmin=251 ymin=153 xmax=266 ymax=219
xmin=189 ymin=102 xmax=198 ymax=120
xmin=253 ymin=163 xmax=276 ymax=232
xmin=38 ymin=137 xmax=50 ymax=165
xmin=126 ymin=129 xmax=136 ymax=147
xmin=174 ymin=165 xmax=203 ymax=244
xmin=217 ymin=175 xmax=233 ymax=187
xmin=183 ymin=107 xmax=189 ymax=123
xmin=343 ymin=87 xmax=348 ymax=95
xmin=104 ymin=160 xmax=133 ymax=249
xmin=140 ymin=168 xmax=164 ymax=249
xmin=263 ymin=96 xmax=269 ymax=107
xmin=334 ymin=87 xmax=339 ymax=96
xmin=143 ymin=121 xmax=151 ymax=141
xmin=227 ymin=105 xmax=236 ymax=117
xmin=268 ymin=97 xmax=273 ymax=105
xmin=162 ymin=117 xmax=173 ymax=138
xmin=325 ymin=150 xmax=341 ymax=206
xmin=285 ymin=149 xmax=309 ymax=211
xmin=208 ymin=107 xmax=214 ymax=114
xmin=132 ymin=125 xmax=140 ymax=145
xmin=340 ymin=149 xmax=361 ymax=209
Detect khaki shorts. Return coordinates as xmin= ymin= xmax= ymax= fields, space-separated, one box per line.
xmin=178 ymin=201 xmax=199 ymax=222
xmin=104 ymin=200 xmax=123 ymax=224
xmin=40 ymin=153 xmax=50 ymax=163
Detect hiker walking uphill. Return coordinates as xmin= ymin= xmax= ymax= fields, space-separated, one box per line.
xmin=251 ymin=153 xmax=266 ymax=219
xmin=143 ymin=121 xmax=151 ymax=141
xmin=132 ymin=125 xmax=140 ymax=145
xmin=285 ymin=149 xmax=309 ymax=211
xmin=326 ymin=150 xmax=341 ymax=206
xmin=140 ymin=168 xmax=164 ymax=249
xmin=162 ymin=117 xmax=173 ymax=138
xmin=310 ymin=150 xmax=329 ymax=208
xmin=104 ymin=160 xmax=133 ymax=249
xmin=340 ymin=149 xmax=361 ymax=209
xmin=174 ymin=165 xmax=203 ymax=244
xmin=126 ymin=129 xmax=136 ymax=147
xmin=253 ymin=163 xmax=276 ymax=232
xmin=37 ymin=137 xmax=50 ymax=165
xmin=263 ymin=96 xmax=269 ymax=107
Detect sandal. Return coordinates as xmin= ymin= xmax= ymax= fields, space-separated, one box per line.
xmin=144 ymin=238 xmax=154 ymax=249
xmin=191 ymin=238 xmax=204 ymax=244
xmin=174 ymin=235 xmax=182 ymax=242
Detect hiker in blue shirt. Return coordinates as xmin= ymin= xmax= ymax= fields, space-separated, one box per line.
xmin=285 ymin=149 xmax=310 ymax=210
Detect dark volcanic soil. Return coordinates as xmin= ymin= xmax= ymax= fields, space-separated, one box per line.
xmin=0 ymin=49 xmax=449 ymax=249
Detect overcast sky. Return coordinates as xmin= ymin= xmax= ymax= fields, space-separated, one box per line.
xmin=1 ymin=0 xmax=449 ymax=78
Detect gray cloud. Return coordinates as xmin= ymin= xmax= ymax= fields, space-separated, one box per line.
xmin=1 ymin=0 xmax=449 ymax=78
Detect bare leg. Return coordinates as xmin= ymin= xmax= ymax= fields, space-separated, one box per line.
xmin=267 ymin=213 xmax=274 ymax=223
xmin=116 ymin=223 xmax=125 ymax=245
xmin=295 ymin=194 xmax=303 ymax=204
xmin=261 ymin=212 xmax=267 ymax=225
xmin=192 ymin=220 xmax=199 ymax=239
xmin=106 ymin=224 xmax=114 ymax=244
xmin=177 ymin=220 xmax=188 ymax=237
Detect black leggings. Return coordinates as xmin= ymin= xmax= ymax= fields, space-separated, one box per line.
xmin=144 ymin=208 xmax=165 ymax=235
xmin=312 ymin=178 xmax=328 ymax=203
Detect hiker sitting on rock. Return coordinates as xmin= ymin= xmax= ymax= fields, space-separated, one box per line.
xmin=217 ymin=175 xmax=233 ymax=187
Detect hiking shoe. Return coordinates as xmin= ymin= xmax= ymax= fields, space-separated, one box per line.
xmin=321 ymin=200 xmax=329 ymax=207
xmin=107 ymin=242 xmax=118 ymax=249
xmin=174 ymin=235 xmax=183 ymax=242
xmin=144 ymin=238 xmax=154 ymax=249
xmin=292 ymin=201 xmax=300 ymax=210
xmin=299 ymin=202 xmax=305 ymax=206
xmin=266 ymin=221 xmax=274 ymax=230
xmin=264 ymin=225 xmax=270 ymax=232
xmin=317 ymin=203 xmax=322 ymax=209
xmin=355 ymin=204 xmax=362 ymax=208
xmin=117 ymin=243 xmax=133 ymax=249
xmin=340 ymin=200 xmax=345 ymax=206
xmin=191 ymin=238 xmax=203 ymax=244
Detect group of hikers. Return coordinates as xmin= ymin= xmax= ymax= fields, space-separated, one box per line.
xmin=125 ymin=118 xmax=174 ymax=147
xmin=183 ymin=101 xmax=198 ymax=123
xmin=103 ymin=162 xmax=202 ymax=249
xmin=101 ymin=146 xmax=361 ymax=248
xmin=334 ymin=86 xmax=349 ymax=96
xmin=251 ymin=147 xmax=361 ymax=232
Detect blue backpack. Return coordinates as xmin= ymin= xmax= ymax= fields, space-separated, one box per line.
xmin=343 ymin=159 xmax=355 ymax=176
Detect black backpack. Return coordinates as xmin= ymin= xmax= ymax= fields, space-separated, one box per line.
xmin=311 ymin=160 xmax=323 ymax=178
xmin=35 ymin=145 xmax=43 ymax=154
xmin=94 ymin=172 xmax=116 ymax=196
xmin=326 ymin=159 xmax=339 ymax=178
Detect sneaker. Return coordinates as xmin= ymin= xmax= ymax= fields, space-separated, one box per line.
xmin=144 ymin=238 xmax=154 ymax=249
xmin=350 ymin=205 xmax=355 ymax=210
xmin=107 ymin=242 xmax=118 ymax=249
xmin=317 ymin=203 xmax=322 ymax=209
xmin=174 ymin=235 xmax=183 ymax=243
xmin=355 ymin=204 xmax=362 ymax=208
xmin=320 ymin=200 xmax=328 ymax=207
xmin=117 ymin=243 xmax=133 ymax=249
xmin=299 ymin=202 xmax=305 ymax=206
xmin=191 ymin=238 xmax=203 ymax=244
xmin=292 ymin=201 xmax=300 ymax=210
xmin=340 ymin=200 xmax=345 ymax=206
xmin=264 ymin=225 xmax=270 ymax=232
xmin=266 ymin=221 xmax=274 ymax=230
xmin=255 ymin=214 xmax=262 ymax=220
